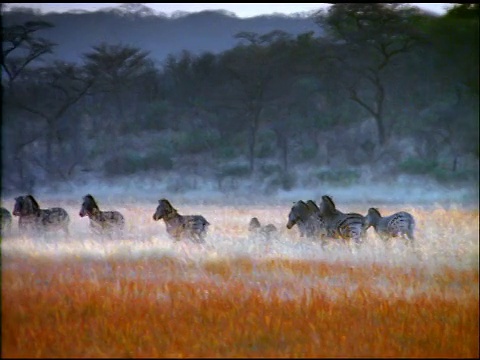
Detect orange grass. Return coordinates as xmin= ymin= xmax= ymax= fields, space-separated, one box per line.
xmin=2 ymin=256 xmax=478 ymax=358
xmin=2 ymin=203 xmax=479 ymax=358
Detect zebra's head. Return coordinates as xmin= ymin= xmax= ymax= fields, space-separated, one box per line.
xmin=286 ymin=200 xmax=310 ymax=229
xmin=153 ymin=199 xmax=176 ymax=221
xmin=13 ymin=195 xmax=38 ymax=216
xmin=13 ymin=196 xmax=25 ymax=216
xmin=319 ymin=195 xmax=337 ymax=216
xmin=249 ymin=217 xmax=261 ymax=231
xmin=79 ymin=194 xmax=99 ymax=218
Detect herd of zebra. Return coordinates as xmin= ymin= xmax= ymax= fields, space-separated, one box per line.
xmin=0 ymin=194 xmax=416 ymax=247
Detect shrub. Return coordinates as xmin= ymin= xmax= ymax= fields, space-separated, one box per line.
xmin=218 ymin=163 xmax=251 ymax=179
xmin=399 ymin=158 xmax=439 ymax=175
xmin=266 ymin=172 xmax=296 ymax=191
xmin=432 ymin=167 xmax=479 ymax=184
xmin=255 ymin=130 xmax=276 ymax=159
xmin=297 ymin=145 xmax=318 ymax=162
xmin=216 ymin=146 xmax=237 ymax=160
xmin=259 ymin=164 xmax=283 ymax=177
xmin=314 ymin=169 xmax=360 ymax=186
xmin=173 ymin=131 xmax=220 ymax=154
xmin=104 ymin=150 xmax=173 ymax=176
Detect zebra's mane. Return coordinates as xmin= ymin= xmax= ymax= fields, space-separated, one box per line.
xmin=292 ymin=200 xmax=310 ymax=219
xmin=159 ymin=199 xmax=177 ymax=214
xmin=26 ymin=195 xmax=40 ymax=211
xmin=368 ymin=207 xmax=382 ymax=217
xmin=320 ymin=195 xmax=342 ymax=217
xmin=306 ymin=200 xmax=319 ymax=212
xmin=321 ymin=195 xmax=336 ymax=210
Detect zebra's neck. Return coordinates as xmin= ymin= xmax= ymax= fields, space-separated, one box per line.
xmin=164 ymin=210 xmax=181 ymax=222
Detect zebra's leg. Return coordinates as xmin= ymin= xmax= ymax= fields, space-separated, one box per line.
xmin=352 ymin=237 xmax=363 ymax=251
xmin=380 ymin=234 xmax=392 ymax=248
xmin=191 ymin=232 xmax=205 ymax=244
xmin=406 ymin=230 xmax=415 ymax=247
xmin=404 ymin=231 xmax=420 ymax=259
xmin=320 ymin=235 xmax=328 ymax=250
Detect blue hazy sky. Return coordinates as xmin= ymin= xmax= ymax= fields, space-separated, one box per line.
xmin=4 ymin=3 xmax=452 ymax=17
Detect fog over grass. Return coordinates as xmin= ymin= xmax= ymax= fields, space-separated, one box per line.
xmin=3 ymin=172 xmax=478 ymax=207
xmin=2 ymin=173 xmax=478 ymax=279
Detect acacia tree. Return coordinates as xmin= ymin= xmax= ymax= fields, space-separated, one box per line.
xmin=1 ymin=20 xmax=56 ymax=91
xmin=1 ymin=19 xmax=57 ymax=190
xmin=416 ymin=3 xmax=479 ymax=167
xmin=316 ymin=3 xmax=425 ymax=147
xmin=14 ymin=61 xmax=94 ymax=178
xmin=83 ymin=43 xmax=153 ymax=137
xmin=220 ymin=30 xmax=292 ymax=172
xmin=161 ymin=50 xmax=222 ymax=131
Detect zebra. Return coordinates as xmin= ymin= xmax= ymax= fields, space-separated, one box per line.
xmin=153 ymin=199 xmax=209 ymax=243
xmin=318 ymin=195 xmax=366 ymax=245
xmin=249 ymin=217 xmax=277 ymax=240
xmin=286 ymin=200 xmax=327 ymax=239
xmin=79 ymin=194 xmax=125 ymax=236
xmin=12 ymin=195 xmax=70 ymax=236
xmin=1 ymin=207 xmax=13 ymax=236
xmin=364 ymin=207 xmax=416 ymax=245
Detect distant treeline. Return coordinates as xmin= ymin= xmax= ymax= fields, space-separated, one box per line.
xmin=1 ymin=3 xmax=478 ymax=193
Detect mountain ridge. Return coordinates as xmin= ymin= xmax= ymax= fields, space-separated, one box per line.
xmin=2 ymin=5 xmax=324 ymax=65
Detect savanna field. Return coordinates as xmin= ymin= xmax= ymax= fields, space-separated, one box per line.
xmin=1 ymin=196 xmax=479 ymax=358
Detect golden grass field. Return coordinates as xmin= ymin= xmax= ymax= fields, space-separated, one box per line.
xmin=2 ymin=200 xmax=479 ymax=358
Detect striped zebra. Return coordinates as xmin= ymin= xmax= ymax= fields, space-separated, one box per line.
xmin=249 ymin=217 xmax=277 ymax=240
xmin=286 ymin=200 xmax=327 ymax=239
xmin=1 ymin=207 xmax=13 ymax=236
xmin=318 ymin=195 xmax=366 ymax=245
xmin=153 ymin=199 xmax=209 ymax=243
xmin=364 ymin=207 xmax=416 ymax=244
xmin=13 ymin=195 xmax=70 ymax=236
xmin=79 ymin=194 xmax=125 ymax=236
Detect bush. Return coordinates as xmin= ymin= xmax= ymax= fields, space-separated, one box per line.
xmin=255 ymin=130 xmax=276 ymax=159
xmin=399 ymin=157 xmax=478 ymax=183
xmin=432 ymin=167 xmax=479 ymax=184
xmin=216 ymin=146 xmax=237 ymax=160
xmin=143 ymin=101 xmax=170 ymax=131
xmin=259 ymin=164 xmax=283 ymax=177
xmin=297 ymin=145 xmax=317 ymax=162
xmin=266 ymin=172 xmax=296 ymax=191
xmin=218 ymin=163 xmax=251 ymax=179
xmin=173 ymin=131 xmax=220 ymax=154
xmin=399 ymin=158 xmax=439 ymax=175
xmin=104 ymin=150 xmax=173 ymax=176
xmin=314 ymin=169 xmax=361 ymax=186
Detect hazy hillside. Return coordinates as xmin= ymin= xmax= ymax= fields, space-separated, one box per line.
xmin=2 ymin=5 xmax=323 ymax=65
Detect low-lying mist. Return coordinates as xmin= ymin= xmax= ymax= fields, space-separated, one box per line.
xmin=3 ymin=173 xmax=478 ymax=206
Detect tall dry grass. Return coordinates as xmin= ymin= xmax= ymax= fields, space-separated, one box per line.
xmin=2 ymin=202 xmax=479 ymax=358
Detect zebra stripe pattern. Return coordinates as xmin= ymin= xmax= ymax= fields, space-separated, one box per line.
xmin=318 ymin=195 xmax=366 ymax=245
xmin=79 ymin=194 xmax=125 ymax=235
xmin=13 ymin=195 xmax=70 ymax=235
xmin=249 ymin=217 xmax=277 ymax=240
xmin=364 ymin=207 xmax=415 ymax=244
xmin=286 ymin=200 xmax=326 ymax=239
xmin=153 ymin=199 xmax=209 ymax=243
